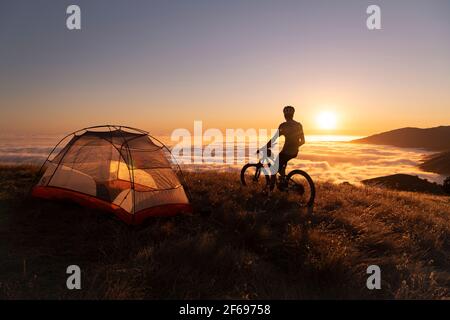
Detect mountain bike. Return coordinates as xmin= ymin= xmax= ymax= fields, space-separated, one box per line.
xmin=240 ymin=149 xmax=315 ymax=207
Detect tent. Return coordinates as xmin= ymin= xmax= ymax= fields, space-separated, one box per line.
xmin=32 ymin=125 xmax=192 ymax=224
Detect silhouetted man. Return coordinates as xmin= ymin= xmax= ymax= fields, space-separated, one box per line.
xmin=263 ymin=106 xmax=305 ymax=181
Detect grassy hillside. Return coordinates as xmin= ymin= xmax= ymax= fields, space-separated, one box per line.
xmin=0 ymin=165 xmax=449 ymax=299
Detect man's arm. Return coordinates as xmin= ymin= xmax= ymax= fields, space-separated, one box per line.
xmin=299 ymin=124 xmax=305 ymax=147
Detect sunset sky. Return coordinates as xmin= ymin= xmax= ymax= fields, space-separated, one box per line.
xmin=1 ymin=0 xmax=449 ymax=136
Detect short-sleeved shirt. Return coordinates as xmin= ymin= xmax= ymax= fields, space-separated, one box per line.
xmin=279 ymin=120 xmax=303 ymax=155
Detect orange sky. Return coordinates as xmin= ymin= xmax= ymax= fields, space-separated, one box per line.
xmin=1 ymin=1 xmax=449 ymax=136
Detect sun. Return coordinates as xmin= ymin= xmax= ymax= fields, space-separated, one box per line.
xmin=316 ymin=111 xmax=337 ymax=130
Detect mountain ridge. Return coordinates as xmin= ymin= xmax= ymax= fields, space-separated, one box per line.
xmin=352 ymin=126 xmax=450 ymax=151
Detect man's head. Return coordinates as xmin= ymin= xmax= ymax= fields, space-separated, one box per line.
xmin=283 ymin=105 xmax=295 ymax=120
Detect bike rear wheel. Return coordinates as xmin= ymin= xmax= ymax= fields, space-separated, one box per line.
xmin=286 ymin=170 xmax=315 ymax=207
xmin=240 ymin=163 xmax=270 ymax=188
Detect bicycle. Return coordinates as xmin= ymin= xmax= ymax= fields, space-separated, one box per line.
xmin=240 ymin=149 xmax=315 ymax=207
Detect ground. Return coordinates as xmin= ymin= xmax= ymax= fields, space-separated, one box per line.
xmin=0 ymin=165 xmax=449 ymax=299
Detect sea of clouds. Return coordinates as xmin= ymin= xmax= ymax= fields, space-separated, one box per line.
xmin=0 ymin=134 xmax=444 ymax=185
xmin=174 ymin=140 xmax=444 ymax=185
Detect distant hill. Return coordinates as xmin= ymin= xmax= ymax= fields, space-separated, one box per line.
xmin=362 ymin=174 xmax=444 ymax=195
xmin=352 ymin=126 xmax=450 ymax=150
xmin=420 ymin=151 xmax=450 ymax=175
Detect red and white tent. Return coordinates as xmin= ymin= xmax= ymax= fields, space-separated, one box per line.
xmin=32 ymin=125 xmax=192 ymax=224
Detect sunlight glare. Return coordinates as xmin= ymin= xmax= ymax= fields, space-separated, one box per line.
xmin=316 ymin=111 xmax=337 ymax=130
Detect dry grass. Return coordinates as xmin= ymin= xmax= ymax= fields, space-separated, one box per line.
xmin=0 ymin=165 xmax=449 ymax=299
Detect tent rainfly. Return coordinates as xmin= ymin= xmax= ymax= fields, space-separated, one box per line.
xmin=32 ymin=125 xmax=192 ymax=224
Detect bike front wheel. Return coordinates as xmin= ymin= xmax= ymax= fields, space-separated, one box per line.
xmin=240 ymin=163 xmax=270 ymax=188
xmin=286 ymin=170 xmax=315 ymax=207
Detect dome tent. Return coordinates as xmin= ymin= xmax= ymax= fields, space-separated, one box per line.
xmin=32 ymin=125 xmax=192 ymax=225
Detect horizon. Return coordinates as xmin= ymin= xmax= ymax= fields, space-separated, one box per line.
xmin=0 ymin=122 xmax=448 ymax=139
xmin=1 ymin=121 xmax=449 ymax=136
xmin=1 ymin=0 xmax=450 ymax=136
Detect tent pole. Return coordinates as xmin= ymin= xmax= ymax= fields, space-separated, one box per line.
xmin=114 ymin=125 xmax=137 ymax=222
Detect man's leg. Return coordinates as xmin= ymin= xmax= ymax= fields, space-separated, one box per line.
xmin=269 ymin=154 xmax=286 ymax=189
xmin=271 ymin=152 xmax=296 ymax=189
xmin=278 ymin=153 xmax=289 ymax=177
xmin=279 ymin=152 xmax=297 ymax=181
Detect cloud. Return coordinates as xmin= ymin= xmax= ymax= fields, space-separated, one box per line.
xmin=0 ymin=136 xmax=445 ymax=185
xmin=177 ymin=141 xmax=445 ymax=185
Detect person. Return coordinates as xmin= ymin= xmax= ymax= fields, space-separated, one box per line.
xmin=262 ymin=106 xmax=305 ymax=186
